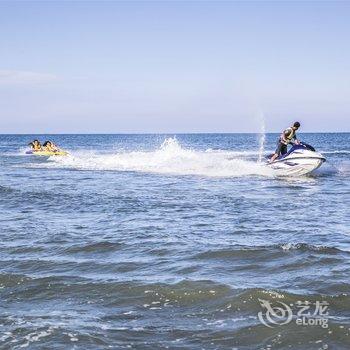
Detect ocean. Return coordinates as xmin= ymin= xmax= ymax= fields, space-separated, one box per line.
xmin=0 ymin=133 xmax=349 ymax=349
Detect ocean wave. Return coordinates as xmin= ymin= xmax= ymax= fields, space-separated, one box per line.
xmin=278 ymin=243 xmax=343 ymax=254
xmin=0 ymin=185 xmax=15 ymax=194
xmin=193 ymin=243 xmax=346 ymax=261
xmin=1 ymin=275 xmax=349 ymax=349
xmin=0 ymin=273 xmax=31 ymax=288
xmin=2 ymin=276 xmax=349 ymax=310
xmin=64 ymin=241 xmax=124 ymax=254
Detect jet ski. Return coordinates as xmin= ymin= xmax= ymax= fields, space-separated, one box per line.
xmin=267 ymin=143 xmax=326 ymax=176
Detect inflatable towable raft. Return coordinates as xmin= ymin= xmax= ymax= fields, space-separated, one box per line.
xmin=26 ymin=150 xmax=69 ymax=157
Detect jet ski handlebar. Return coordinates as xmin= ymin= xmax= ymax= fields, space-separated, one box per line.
xmin=298 ymin=142 xmax=316 ymax=152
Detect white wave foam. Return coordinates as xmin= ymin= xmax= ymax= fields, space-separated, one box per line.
xmin=320 ymin=150 xmax=350 ymax=155
xmin=45 ymin=137 xmax=274 ymax=178
xmin=336 ymin=160 xmax=350 ymax=175
xmin=1 ymin=147 xmax=29 ymax=156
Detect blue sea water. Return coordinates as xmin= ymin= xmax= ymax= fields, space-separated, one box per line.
xmin=0 ymin=133 xmax=349 ymax=349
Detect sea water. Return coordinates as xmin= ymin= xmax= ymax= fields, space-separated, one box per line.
xmin=0 ymin=133 xmax=349 ymax=349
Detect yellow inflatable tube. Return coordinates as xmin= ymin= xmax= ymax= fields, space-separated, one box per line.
xmin=26 ymin=150 xmax=69 ymax=156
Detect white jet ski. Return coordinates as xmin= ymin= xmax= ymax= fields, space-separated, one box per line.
xmin=267 ymin=143 xmax=326 ymax=176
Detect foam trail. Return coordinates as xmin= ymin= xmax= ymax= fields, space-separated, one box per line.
xmin=257 ymin=113 xmax=266 ymax=163
xmin=336 ymin=160 xmax=350 ymax=175
xmin=42 ymin=138 xmax=274 ymax=178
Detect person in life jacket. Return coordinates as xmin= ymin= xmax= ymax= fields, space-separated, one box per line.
xmin=269 ymin=122 xmax=301 ymax=163
xmin=28 ymin=139 xmax=43 ymax=152
xmin=43 ymin=141 xmax=60 ymax=152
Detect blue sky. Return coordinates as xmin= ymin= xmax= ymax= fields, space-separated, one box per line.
xmin=0 ymin=1 xmax=349 ymax=133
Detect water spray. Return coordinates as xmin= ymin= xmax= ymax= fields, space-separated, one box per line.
xmin=257 ymin=113 xmax=266 ymax=163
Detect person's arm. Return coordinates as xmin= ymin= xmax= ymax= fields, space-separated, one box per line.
xmin=293 ymin=132 xmax=300 ymax=144
xmin=281 ymin=129 xmax=290 ymax=143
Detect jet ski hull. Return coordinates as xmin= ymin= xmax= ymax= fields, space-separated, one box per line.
xmin=267 ymin=145 xmax=326 ymax=176
xmin=269 ymin=156 xmax=325 ymax=176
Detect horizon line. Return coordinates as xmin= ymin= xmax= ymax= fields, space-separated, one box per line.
xmin=0 ymin=131 xmax=349 ymax=135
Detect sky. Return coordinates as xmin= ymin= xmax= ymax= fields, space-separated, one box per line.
xmin=0 ymin=0 xmax=349 ymax=133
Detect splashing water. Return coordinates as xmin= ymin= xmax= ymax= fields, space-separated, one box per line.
xmin=257 ymin=113 xmax=266 ymax=163
xmin=43 ymin=138 xmax=273 ymax=178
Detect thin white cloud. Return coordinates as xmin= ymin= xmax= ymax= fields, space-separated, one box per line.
xmin=0 ymin=70 xmax=58 ymax=85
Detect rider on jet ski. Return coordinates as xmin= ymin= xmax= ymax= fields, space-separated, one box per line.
xmin=269 ymin=122 xmax=301 ymax=163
